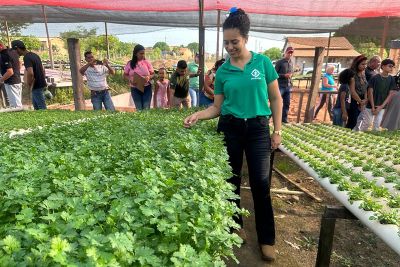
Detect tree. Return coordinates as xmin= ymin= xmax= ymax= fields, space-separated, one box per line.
xmin=357 ymin=42 xmax=388 ymax=58
xmin=147 ymin=47 xmax=162 ymax=60
xmin=60 ymin=26 xmax=97 ymax=40
xmin=153 ymin=42 xmax=170 ymax=52
xmin=187 ymin=42 xmax=199 ymax=53
xmin=263 ymin=47 xmax=281 ymax=60
xmin=0 ymin=22 xmax=30 ymax=45
xmin=18 ymin=36 xmax=41 ymax=51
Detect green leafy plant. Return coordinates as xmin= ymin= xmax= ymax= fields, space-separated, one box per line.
xmin=359 ymin=198 xmax=382 ymax=211
xmin=0 ymin=110 xmax=243 ymax=265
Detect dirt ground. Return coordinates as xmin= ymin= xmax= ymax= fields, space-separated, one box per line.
xmin=227 ymin=153 xmax=400 ymax=267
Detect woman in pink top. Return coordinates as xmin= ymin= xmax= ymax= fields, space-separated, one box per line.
xmin=124 ymin=44 xmax=154 ymax=110
xmin=153 ymin=67 xmax=170 ymax=108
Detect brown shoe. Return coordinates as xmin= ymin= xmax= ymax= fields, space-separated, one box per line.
xmin=260 ymin=244 xmax=276 ymax=261
xmin=234 ymin=229 xmax=247 ymax=244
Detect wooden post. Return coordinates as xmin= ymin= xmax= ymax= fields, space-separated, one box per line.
xmin=380 ymin=17 xmax=389 ymax=58
xmin=216 ymin=10 xmax=221 ymax=60
xmin=198 ymin=0 xmax=205 ymax=93
xmin=104 ymin=22 xmax=110 ymax=59
xmin=67 ymin=38 xmax=86 ymax=110
xmin=304 ymin=47 xmax=325 ymax=123
xmin=42 ymin=6 xmax=54 ymax=69
xmin=5 ymin=21 xmax=11 ymax=48
xmin=323 ymin=92 xmax=329 ymax=121
xmin=324 ymin=32 xmax=332 ymax=69
xmin=315 ymin=206 xmax=357 ymax=267
xmin=297 ymin=91 xmax=304 ymax=123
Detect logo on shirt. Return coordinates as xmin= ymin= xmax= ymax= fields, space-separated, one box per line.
xmin=251 ymin=69 xmax=261 ymax=80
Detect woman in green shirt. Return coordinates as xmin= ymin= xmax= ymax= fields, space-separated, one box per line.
xmin=184 ymin=7 xmax=282 ymax=262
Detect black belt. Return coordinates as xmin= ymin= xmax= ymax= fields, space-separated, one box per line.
xmin=220 ymin=114 xmax=268 ymax=122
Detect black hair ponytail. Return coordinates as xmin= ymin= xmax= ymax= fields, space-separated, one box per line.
xmin=130 ymin=44 xmax=145 ymax=69
xmin=222 ymin=8 xmax=250 ymax=38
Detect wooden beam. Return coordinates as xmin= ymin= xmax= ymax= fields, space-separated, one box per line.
xmin=304 ymin=47 xmax=325 ymax=123
xmin=5 ymin=21 xmax=11 ymax=48
xmin=42 ymin=6 xmax=54 ymax=69
xmin=198 ymin=0 xmax=205 ymax=93
xmin=241 ymin=186 xmax=304 ymax=195
xmin=379 ymin=17 xmax=389 ymax=58
xmin=296 ymin=91 xmax=304 ymax=123
xmin=315 ymin=206 xmax=357 ymax=267
xmin=67 ymin=38 xmax=86 ymax=111
xmin=105 ymin=22 xmax=110 ymax=59
xmin=324 ymin=32 xmax=332 ymax=69
xmin=273 ymin=167 xmax=322 ymax=202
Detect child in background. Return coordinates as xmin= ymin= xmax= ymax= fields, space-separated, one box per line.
xmin=332 ymin=68 xmax=355 ymax=126
xmin=154 ymin=68 xmax=170 ymax=108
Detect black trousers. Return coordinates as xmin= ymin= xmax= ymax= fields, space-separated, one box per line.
xmin=346 ymin=98 xmax=361 ymax=129
xmin=217 ymin=115 xmax=275 ymax=245
xmin=314 ymin=93 xmax=333 ymax=119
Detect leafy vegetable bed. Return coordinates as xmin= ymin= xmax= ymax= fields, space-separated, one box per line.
xmin=0 ymin=110 xmax=241 ymax=266
xmin=0 ymin=110 xmax=108 ymax=134
xmin=281 ymin=124 xmax=400 ymax=255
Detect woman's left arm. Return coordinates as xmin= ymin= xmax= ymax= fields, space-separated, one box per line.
xmin=268 ymin=79 xmax=283 ymax=149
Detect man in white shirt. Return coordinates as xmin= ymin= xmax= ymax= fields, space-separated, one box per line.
xmin=79 ymin=51 xmax=115 ymax=111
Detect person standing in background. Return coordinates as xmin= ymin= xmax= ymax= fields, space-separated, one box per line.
xmin=0 ymin=42 xmax=22 ymax=108
xmin=188 ymin=53 xmax=206 ymax=107
xmin=365 ymin=55 xmax=381 ymax=82
xmin=313 ymin=65 xmax=337 ymax=120
xmin=124 ymin=44 xmax=154 ymax=110
xmin=332 ymin=68 xmax=355 ymax=126
xmin=355 ymin=59 xmax=397 ymax=131
xmin=12 ymin=40 xmax=47 ymax=110
xmin=275 ymin=47 xmax=294 ymax=123
xmin=347 ymin=55 xmax=368 ymax=129
xmin=79 ymin=51 xmax=116 ymax=111
xmin=200 ymin=58 xmax=226 ymax=107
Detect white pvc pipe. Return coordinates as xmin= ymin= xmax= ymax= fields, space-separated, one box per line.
xmin=279 ymin=144 xmax=400 ymax=255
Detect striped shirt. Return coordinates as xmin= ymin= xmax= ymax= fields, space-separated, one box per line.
xmin=84 ymin=65 xmax=109 ymax=91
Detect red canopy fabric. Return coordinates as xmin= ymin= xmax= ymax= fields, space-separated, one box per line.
xmin=1 ymin=1 xmax=399 ymax=34
xmin=2 ymin=0 xmax=400 ymax=17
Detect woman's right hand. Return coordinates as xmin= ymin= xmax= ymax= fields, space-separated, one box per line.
xmin=184 ymin=113 xmax=199 ymax=128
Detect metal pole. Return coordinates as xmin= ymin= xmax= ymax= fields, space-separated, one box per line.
xmin=198 ymin=0 xmax=205 ymax=93
xmin=380 ymin=16 xmax=389 ymax=58
xmin=105 ymin=22 xmax=110 ymax=59
xmin=216 ymin=10 xmax=221 ymax=60
xmin=5 ymin=21 xmax=11 ymax=48
xmin=221 ymin=40 xmax=224 ymax=59
xmin=42 ymin=5 xmax=54 ymax=69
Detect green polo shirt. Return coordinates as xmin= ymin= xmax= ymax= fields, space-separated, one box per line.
xmin=188 ymin=62 xmax=208 ymax=91
xmin=214 ymin=52 xmax=278 ymax=119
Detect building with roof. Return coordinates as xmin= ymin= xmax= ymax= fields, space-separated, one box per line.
xmin=283 ymin=37 xmax=360 ymax=72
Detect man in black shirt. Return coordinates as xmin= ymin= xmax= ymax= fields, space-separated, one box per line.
xmin=365 ymin=55 xmax=381 ymax=82
xmin=12 ymin=40 xmax=47 ymax=110
xmin=275 ymin=47 xmax=294 ymax=123
xmin=0 ymin=42 xmax=22 ymax=108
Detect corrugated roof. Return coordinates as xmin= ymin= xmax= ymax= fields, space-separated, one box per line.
xmin=287 ymin=37 xmax=355 ymax=49
xmin=293 ymin=49 xmax=360 ymax=57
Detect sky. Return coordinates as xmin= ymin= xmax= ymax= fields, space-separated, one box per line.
xmin=21 ymin=23 xmax=286 ymax=54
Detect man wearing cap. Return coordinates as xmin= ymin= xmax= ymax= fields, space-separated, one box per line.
xmin=12 ymin=40 xmax=47 ymax=110
xmin=275 ymin=47 xmax=294 ymax=123
xmin=0 ymin=43 xmax=23 ymax=108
